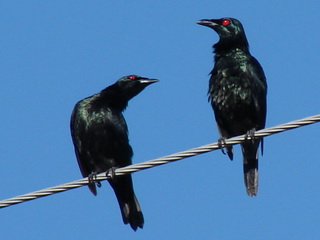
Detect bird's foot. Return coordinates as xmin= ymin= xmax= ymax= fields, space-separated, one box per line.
xmin=217 ymin=138 xmax=227 ymax=155
xmin=106 ymin=167 xmax=117 ymax=180
xmin=88 ymin=172 xmax=101 ymax=188
xmin=245 ymin=128 xmax=256 ymax=143
xmin=218 ymin=137 xmax=233 ymax=160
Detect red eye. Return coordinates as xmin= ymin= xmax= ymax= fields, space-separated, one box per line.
xmin=128 ymin=75 xmax=136 ymax=80
xmin=222 ymin=19 xmax=230 ymax=26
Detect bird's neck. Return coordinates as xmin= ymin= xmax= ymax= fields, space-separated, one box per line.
xmin=214 ymin=47 xmax=250 ymax=61
xmin=213 ymin=35 xmax=249 ymax=55
xmin=99 ymin=85 xmax=129 ymax=111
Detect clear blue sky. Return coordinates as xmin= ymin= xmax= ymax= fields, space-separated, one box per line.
xmin=1 ymin=1 xmax=320 ymax=239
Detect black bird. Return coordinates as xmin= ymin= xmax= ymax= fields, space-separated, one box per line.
xmin=70 ymin=75 xmax=158 ymax=230
xmin=197 ymin=18 xmax=267 ymax=196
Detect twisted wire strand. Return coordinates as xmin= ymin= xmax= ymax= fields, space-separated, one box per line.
xmin=0 ymin=114 xmax=319 ymax=208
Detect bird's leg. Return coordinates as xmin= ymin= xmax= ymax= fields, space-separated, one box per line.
xmin=218 ymin=137 xmax=233 ymax=160
xmin=88 ymin=172 xmax=101 ymax=188
xmin=217 ymin=138 xmax=227 ymax=155
xmin=245 ymin=128 xmax=256 ymax=144
xmin=106 ymin=167 xmax=117 ymax=180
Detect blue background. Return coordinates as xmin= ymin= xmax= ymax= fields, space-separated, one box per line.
xmin=1 ymin=1 xmax=320 ymax=239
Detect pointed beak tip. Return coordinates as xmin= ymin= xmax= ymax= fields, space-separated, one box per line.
xmin=196 ymin=19 xmax=217 ymax=28
xmin=149 ymin=79 xmax=159 ymax=84
xmin=196 ymin=20 xmax=206 ymax=25
xmin=140 ymin=79 xmax=159 ymax=84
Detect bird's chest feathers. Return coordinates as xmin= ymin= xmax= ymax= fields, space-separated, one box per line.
xmin=210 ymin=54 xmax=254 ymax=108
xmin=216 ymin=51 xmax=249 ymax=79
xmin=86 ymin=107 xmax=128 ymax=136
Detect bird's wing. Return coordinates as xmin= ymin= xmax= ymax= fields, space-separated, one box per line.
xmin=70 ymin=105 xmax=93 ymax=177
xmin=71 ymin=107 xmax=133 ymax=178
xmin=247 ymin=57 xmax=267 ymax=129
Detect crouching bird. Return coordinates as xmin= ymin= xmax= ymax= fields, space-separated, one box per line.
xmin=70 ymin=75 xmax=158 ymax=230
xmin=197 ymin=17 xmax=267 ymax=196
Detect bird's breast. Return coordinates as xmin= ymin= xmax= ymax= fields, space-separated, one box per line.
xmin=209 ymin=65 xmax=254 ymax=110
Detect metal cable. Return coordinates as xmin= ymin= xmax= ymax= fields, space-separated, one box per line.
xmin=0 ymin=114 xmax=319 ymax=208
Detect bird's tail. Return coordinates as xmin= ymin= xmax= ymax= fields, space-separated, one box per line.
xmin=109 ymin=175 xmax=144 ymax=231
xmin=118 ymin=194 xmax=144 ymax=231
xmin=241 ymin=140 xmax=260 ymax=196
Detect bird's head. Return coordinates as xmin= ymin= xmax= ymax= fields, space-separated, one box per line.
xmin=116 ymin=75 xmax=159 ymax=100
xmin=197 ymin=17 xmax=248 ymax=50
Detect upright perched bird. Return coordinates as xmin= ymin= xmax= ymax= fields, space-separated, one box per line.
xmin=197 ymin=18 xmax=267 ymax=196
xmin=70 ymin=75 xmax=158 ymax=230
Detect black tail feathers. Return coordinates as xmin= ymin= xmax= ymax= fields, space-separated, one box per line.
xmin=110 ymin=176 xmax=144 ymax=231
xmin=119 ymin=195 xmax=144 ymax=231
xmin=241 ymin=141 xmax=260 ymax=196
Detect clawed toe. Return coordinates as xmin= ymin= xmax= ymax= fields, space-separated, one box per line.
xmin=218 ymin=137 xmax=233 ymax=160
xmin=218 ymin=138 xmax=227 ymax=155
xmin=245 ymin=128 xmax=256 ymax=143
xmin=106 ymin=167 xmax=117 ymax=180
xmin=88 ymin=172 xmax=101 ymax=188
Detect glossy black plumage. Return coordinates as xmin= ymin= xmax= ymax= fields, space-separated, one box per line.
xmin=70 ymin=75 xmax=158 ymax=230
xmin=197 ymin=18 xmax=267 ymax=196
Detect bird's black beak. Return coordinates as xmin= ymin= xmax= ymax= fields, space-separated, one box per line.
xmin=196 ymin=19 xmax=218 ymax=28
xmin=139 ymin=78 xmax=159 ymax=85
